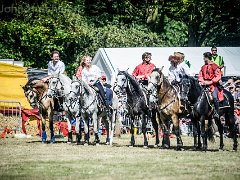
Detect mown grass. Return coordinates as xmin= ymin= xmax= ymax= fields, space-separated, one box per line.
xmin=0 ymin=134 xmax=239 ymax=180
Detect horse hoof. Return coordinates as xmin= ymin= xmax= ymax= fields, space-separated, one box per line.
xmin=67 ymin=141 xmax=72 ymax=144
xmin=143 ymin=146 xmax=148 ymax=149
xmin=154 ymin=144 xmax=159 ymax=148
xmin=177 ymin=147 xmax=184 ymax=151
xmin=106 ymin=142 xmax=110 ymax=145
xmin=162 ymin=144 xmax=169 ymax=149
xmin=42 ymin=141 xmax=47 ymax=144
xmin=84 ymin=143 xmax=89 ymax=146
xmin=129 ymin=145 xmax=133 ymax=148
xmin=96 ymin=143 xmax=100 ymax=146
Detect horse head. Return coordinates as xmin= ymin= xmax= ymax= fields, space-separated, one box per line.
xmin=114 ymin=70 xmax=128 ymax=95
xmin=69 ymin=79 xmax=82 ymax=102
xmin=22 ymin=85 xmax=38 ymax=108
xmin=147 ymin=67 xmax=164 ymax=105
xmin=179 ymin=74 xmax=191 ymax=102
xmin=47 ymin=75 xmax=64 ymax=98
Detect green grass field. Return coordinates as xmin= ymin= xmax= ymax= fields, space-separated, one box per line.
xmin=0 ymin=134 xmax=239 ymax=180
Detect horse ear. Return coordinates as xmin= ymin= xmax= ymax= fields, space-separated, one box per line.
xmin=21 ymin=85 xmax=25 ymax=90
xmin=160 ymin=66 xmax=164 ymax=72
xmin=125 ymin=68 xmax=129 ymax=72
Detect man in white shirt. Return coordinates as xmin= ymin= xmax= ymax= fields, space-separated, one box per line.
xmin=47 ymin=50 xmax=65 ymax=75
xmin=42 ymin=50 xmax=65 ymax=82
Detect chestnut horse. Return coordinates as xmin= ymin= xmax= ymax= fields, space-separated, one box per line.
xmin=22 ymin=79 xmax=56 ymax=143
xmin=147 ymin=67 xmax=183 ymax=150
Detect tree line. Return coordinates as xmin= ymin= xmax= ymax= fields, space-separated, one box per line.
xmin=0 ymin=0 xmax=239 ymax=75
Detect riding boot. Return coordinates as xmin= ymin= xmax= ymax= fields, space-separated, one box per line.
xmin=94 ymin=80 xmax=109 ymax=110
xmin=213 ymin=99 xmax=220 ymax=119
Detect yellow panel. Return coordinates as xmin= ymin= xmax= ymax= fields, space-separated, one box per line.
xmin=0 ymin=62 xmax=31 ymax=109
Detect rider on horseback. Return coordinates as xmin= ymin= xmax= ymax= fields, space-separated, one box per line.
xmin=80 ymin=56 xmax=112 ymax=110
xmin=168 ymin=52 xmax=192 ymax=86
xmin=198 ymin=52 xmax=221 ymax=119
xmin=132 ymin=52 xmax=156 ymax=86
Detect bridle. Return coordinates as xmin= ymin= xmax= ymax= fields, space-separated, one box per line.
xmin=115 ymin=73 xmax=128 ymax=95
xmin=149 ymin=70 xmax=177 ymax=112
xmin=48 ymin=77 xmax=65 ymax=97
xmin=70 ymin=80 xmax=96 ymax=111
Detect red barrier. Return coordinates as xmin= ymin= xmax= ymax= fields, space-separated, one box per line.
xmin=21 ymin=108 xmax=41 ymax=135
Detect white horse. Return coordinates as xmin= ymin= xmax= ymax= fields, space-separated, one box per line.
xmin=46 ymin=73 xmax=78 ymax=143
xmin=69 ymin=77 xmax=119 ymax=146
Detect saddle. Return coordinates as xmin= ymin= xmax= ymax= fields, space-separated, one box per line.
xmin=90 ymin=86 xmax=113 ymax=109
xmin=206 ymin=90 xmax=230 ymax=109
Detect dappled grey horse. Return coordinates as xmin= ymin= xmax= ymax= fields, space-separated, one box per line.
xmin=47 ymin=73 xmax=79 ymax=144
xmin=69 ymin=77 xmax=119 ymax=145
xmin=114 ymin=70 xmax=150 ymax=148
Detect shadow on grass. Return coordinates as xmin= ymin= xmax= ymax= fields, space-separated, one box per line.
xmin=25 ymin=140 xmax=234 ymax=152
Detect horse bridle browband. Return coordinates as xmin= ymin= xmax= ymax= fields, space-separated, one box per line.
xmin=48 ymin=77 xmax=65 ymax=96
xmin=116 ymin=73 xmax=128 ymax=93
xmin=70 ymin=80 xmax=97 ymax=111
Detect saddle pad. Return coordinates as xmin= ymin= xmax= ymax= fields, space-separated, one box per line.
xmin=219 ymin=94 xmax=230 ymax=109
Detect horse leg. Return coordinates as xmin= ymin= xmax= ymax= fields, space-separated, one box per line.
xmin=92 ymin=113 xmax=100 ymax=145
xmin=192 ymin=120 xmax=201 ymax=149
xmin=141 ymin=113 xmax=148 ymax=148
xmin=197 ymin=121 xmax=202 ymax=149
xmin=130 ymin=117 xmax=135 ymax=147
xmin=151 ymin=109 xmax=160 ymax=147
xmin=227 ymin=113 xmax=238 ymax=151
xmin=75 ymin=116 xmax=81 ymax=145
xmin=105 ymin=117 xmax=110 ymax=145
xmin=172 ymin=115 xmax=183 ymax=151
xmin=109 ymin=109 xmax=116 ymax=146
xmin=162 ymin=126 xmax=170 ymax=148
xmin=83 ymin=118 xmax=89 ymax=146
xmin=216 ymin=117 xmax=224 ymax=150
xmin=39 ymin=108 xmax=47 ymax=143
xmin=48 ymin=108 xmax=55 ymax=143
xmin=200 ymin=116 xmax=207 ymax=151
xmin=66 ymin=113 xmax=73 ymax=144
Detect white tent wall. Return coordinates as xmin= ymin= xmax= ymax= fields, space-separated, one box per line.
xmin=92 ymin=47 xmax=240 ymax=85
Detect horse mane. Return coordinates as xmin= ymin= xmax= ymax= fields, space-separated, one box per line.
xmin=119 ymin=71 xmax=143 ymax=95
xmin=58 ymin=74 xmax=72 ymax=83
xmin=78 ymin=79 xmax=91 ymax=96
xmin=152 ymin=68 xmax=170 ymax=87
xmin=188 ymin=75 xmax=202 ymax=92
xmin=25 ymin=78 xmax=42 ymax=86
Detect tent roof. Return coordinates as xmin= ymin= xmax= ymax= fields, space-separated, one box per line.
xmin=0 ymin=62 xmax=31 ymax=109
xmin=92 ymin=47 xmax=240 ymax=84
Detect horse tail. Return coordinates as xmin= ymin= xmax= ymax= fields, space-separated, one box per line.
xmin=114 ymin=116 xmax=122 ymax=138
xmin=207 ymin=119 xmax=217 ymax=143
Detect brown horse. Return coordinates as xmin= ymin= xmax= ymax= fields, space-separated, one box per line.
xmin=22 ymin=79 xmax=56 ymax=143
xmin=147 ymin=67 xmax=183 ymax=150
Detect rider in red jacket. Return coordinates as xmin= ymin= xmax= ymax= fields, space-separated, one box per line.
xmin=198 ymin=52 xmax=221 ymax=119
xmin=132 ymin=52 xmax=155 ymax=86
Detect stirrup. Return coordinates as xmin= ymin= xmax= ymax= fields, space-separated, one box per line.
xmin=213 ymin=112 xmax=219 ymax=119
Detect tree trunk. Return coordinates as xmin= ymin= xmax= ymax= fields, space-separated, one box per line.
xmin=187 ymin=23 xmax=199 ymax=47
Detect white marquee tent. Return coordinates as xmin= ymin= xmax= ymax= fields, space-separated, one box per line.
xmin=92 ymin=47 xmax=240 ymax=84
